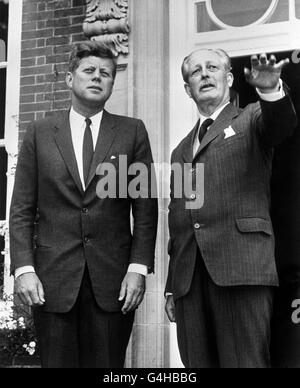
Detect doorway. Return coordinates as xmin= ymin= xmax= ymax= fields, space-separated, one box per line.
xmin=233 ymin=51 xmax=300 ymax=367
xmin=231 ymin=51 xmax=300 ymax=107
xmin=231 ymin=50 xmax=300 ymax=282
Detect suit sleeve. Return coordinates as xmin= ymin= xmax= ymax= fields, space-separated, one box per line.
xmin=129 ymin=120 xmax=158 ymax=274
xmin=253 ymin=91 xmax=298 ymax=148
xmin=9 ymin=123 xmax=38 ymax=274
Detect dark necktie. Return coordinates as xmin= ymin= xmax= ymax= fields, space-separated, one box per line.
xmin=198 ymin=118 xmax=214 ymax=143
xmin=83 ymin=118 xmax=94 ymax=187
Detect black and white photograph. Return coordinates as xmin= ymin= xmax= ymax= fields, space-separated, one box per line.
xmin=1 ymin=0 xmax=300 ymax=373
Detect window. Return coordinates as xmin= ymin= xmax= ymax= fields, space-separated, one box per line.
xmin=296 ymin=0 xmax=300 ymax=18
xmin=0 ymin=0 xmax=8 ymax=292
xmin=210 ymin=0 xmax=273 ymax=27
xmin=196 ymin=0 xmax=290 ymax=33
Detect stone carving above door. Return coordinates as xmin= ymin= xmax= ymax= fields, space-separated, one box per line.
xmin=83 ymin=0 xmax=130 ymax=57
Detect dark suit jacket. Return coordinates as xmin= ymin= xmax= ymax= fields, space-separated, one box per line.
xmin=270 ymin=87 xmax=300 ymax=367
xmin=9 ymin=110 xmax=158 ymax=313
xmin=166 ymin=96 xmax=297 ymax=302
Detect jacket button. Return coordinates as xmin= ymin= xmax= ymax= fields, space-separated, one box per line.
xmin=82 ymin=208 xmax=88 ymax=214
xmin=194 ymin=223 xmax=201 ymax=229
xmin=190 ymin=194 xmax=196 ymax=200
xmin=84 ymin=237 xmax=90 ymax=244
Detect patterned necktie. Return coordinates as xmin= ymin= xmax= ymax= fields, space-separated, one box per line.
xmin=198 ymin=118 xmax=214 ymax=143
xmin=83 ymin=118 xmax=94 ymax=187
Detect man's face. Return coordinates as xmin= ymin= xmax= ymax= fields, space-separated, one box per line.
xmin=66 ymin=56 xmax=115 ymax=110
xmin=184 ymin=50 xmax=233 ymax=108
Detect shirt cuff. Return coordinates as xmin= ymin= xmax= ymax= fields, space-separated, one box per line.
xmin=15 ymin=266 xmax=35 ymax=279
xmin=128 ymin=263 xmax=148 ymax=277
xmin=257 ymin=79 xmax=285 ymax=102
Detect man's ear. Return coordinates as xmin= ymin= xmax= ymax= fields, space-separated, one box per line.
xmin=184 ymin=83 xmax=192 ymax=98
xmin=227 ymin=72 xmax=234 ymax=88
xmin=65 ymin=72 xmax=73 ymax=89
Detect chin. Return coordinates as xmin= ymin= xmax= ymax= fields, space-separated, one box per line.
xmin=198 ymin=94 xmax=218 ymax=103
xmin=85 ymin=94 xmax=105 ymax=102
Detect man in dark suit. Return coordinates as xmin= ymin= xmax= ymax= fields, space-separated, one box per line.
xmin=165 ymin=49 xmax=297 ymax=368
xmin=9 ymin=41 xmax=158 ymax=368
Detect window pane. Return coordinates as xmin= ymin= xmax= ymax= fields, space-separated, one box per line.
xmin=267 ymin=0 xmax=289 ymax=23
xmin=196 ymin=2 xmax=220 ymax=32
xmin=0 ymin=40 xmax=5 ymax=62
xmin=210 ymin=0 xmax=273 ymax=27
xmin=197 ymin=0 xmax=289 ymax=32
xmin=0 ymin=0 xmax=8 ymax=60
xmin=296 ymin=0 xmax=300 ymax=19
xmin=0 ymin=68 xmax=6 ymax=139
xmin=0 ymin=147 xmax=7 ymax=220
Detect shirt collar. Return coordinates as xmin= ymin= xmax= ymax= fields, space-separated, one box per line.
xmin=198 ymin=101 xmax=230 ymax=125
xmin=69 ymin=107 xmax=104 ymax=130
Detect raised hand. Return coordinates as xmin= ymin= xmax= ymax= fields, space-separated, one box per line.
xmin=244 ymin=53 xmax=289 ymax=93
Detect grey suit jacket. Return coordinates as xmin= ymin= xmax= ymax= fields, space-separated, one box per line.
xmin=166 ymin=96 xmax=297 ymax=301
xmin=10 ymin=110 xmax=158 ymax=313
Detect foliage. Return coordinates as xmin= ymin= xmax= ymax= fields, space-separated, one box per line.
xmin=0 ymin=290 xmax=39 ymax=366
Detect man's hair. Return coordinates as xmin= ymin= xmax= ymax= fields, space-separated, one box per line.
xmin=181 ymin=48 xmax=232 ymax=83
xmin=68 ymin=41 xmax=118 ymax=78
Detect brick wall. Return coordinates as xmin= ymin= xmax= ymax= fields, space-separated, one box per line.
xmin=19 ymin=0 xmax=88 ymax=140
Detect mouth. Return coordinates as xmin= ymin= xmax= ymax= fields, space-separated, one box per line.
xmin=88 ymin=86 xmax=102 ymax=92
xmin=200 ymin=83 xmax=215 ymax=92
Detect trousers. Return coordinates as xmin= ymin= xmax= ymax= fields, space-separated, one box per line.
xmin=33 ymin=265 xmax=135 ymax=368
xmin=175 ymin=251 xmax=275 ymax=368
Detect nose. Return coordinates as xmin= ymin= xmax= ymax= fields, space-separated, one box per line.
xmin=201 ymin=67 xmax=209 ymax=78
xmin=92 ymin=70 xmax=101 ymax=81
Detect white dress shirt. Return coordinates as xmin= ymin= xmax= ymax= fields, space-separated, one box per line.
xmin=193 ymin=103 xmax=230 ymax=156
xmin=69 ymin=108 xmax=102 ymax=190
xmin=15 ymin=107 xmax=147 ymax=278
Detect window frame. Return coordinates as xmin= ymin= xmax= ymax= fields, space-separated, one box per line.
xmin=1 ymin=0 xmax=23 ymax=297
xmin=206 ymin=0 xmax=279 ymax=29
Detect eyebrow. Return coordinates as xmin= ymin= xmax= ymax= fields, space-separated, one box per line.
xmin=82 ymin=65 xmax=111 ymax=71
xmin=190 ymin=60 xmax=219 ymax=69
xmin=82 ymin=64 xmax=95 ymax=69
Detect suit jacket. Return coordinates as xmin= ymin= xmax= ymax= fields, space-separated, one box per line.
xmin=166 ymin=96 xmax=297 ymax=302
xmin=9 ymin=110 xmax=158 ymax=313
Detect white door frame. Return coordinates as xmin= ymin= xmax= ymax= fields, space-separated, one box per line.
xmin=168 ymin=0 xmax=300 ymax=368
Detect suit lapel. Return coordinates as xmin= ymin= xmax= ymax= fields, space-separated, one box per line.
xmin=181 ymin=120 xmax=200 ymax=163
xmin=194 ymin=103 xmax=240 ymax=160
xmin=53 ymin=111 xmax=84 ymax=195
xmin=85 ymin=110 xmax=118 ymax=190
